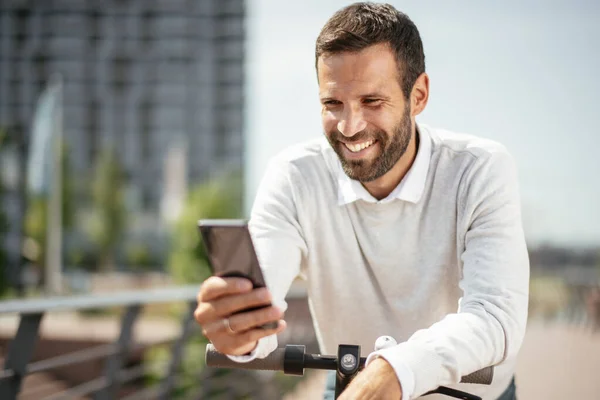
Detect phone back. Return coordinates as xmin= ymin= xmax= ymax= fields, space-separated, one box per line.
xmin=198 ymin=219 xmax=267 ymax=288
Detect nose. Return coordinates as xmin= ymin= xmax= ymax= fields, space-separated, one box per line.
xmin=337 ymin=107 xmax=367 ymax=137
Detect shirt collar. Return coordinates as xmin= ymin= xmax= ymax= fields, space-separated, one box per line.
xmin=336 ymin=123 xmax=432 ymax=205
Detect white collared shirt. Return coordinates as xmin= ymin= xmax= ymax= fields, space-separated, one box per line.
xmin=334 ymin=126 xmax=433 ymax=399
xmin=336 ymin=125 xmax=432 ymax=206
xmin=231 ymin=122 xmax=528 ymax=400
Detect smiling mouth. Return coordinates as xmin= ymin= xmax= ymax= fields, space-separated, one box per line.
xmin=343 ymin=139 xmax=376 ymax=153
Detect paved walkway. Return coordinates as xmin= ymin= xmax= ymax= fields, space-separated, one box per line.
xmin=515 ymin=321 xmax=600 ymax=399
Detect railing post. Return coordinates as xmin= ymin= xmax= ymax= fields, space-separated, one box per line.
xmin=159 ymin=300 xmax=197 ymax=399
xmin=96 ymin=304 xmax=141 ymax=400
xmin=0 ymin=312 xmax=44 ymax=400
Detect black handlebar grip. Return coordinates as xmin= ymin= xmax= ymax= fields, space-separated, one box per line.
xmin=460 ymin=366 xmax=494 ymax=384
xmin=205 ymin=344 xmax=286 ymax=371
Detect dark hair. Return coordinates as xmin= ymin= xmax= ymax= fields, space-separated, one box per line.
xmin=315 ymin=2 xmax=425 ymax=99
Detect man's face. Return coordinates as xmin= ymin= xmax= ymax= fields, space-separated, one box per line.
xmin=317 ymin=43 xmax=413 ymax=182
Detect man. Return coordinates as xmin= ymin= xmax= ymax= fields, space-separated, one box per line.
xmin=194 ymin=2 xmax=529 ymax=399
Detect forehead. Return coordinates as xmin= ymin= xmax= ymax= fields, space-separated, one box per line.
xmin=317 ymin=43 xmax=402 ymax=96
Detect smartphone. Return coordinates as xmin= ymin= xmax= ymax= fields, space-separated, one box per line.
xmin=198 ymin=219 xmax=278 ymax=329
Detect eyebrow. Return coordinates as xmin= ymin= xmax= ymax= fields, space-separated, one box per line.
xmin=360 ymin=92 xmax=390 ymax=99
xmin=320 ymin=96 xmax=337 ymax=102
xmin=320 ymin=93 xmax=391 ymax=101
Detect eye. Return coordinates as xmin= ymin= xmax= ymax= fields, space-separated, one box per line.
xmin=363 ymin=98 xmax=382 ymax=105
xmin=323 ymin=99 xmax=342 ymax=106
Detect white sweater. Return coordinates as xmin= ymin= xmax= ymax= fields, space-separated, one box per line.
xmin=237 ymin=123 xmax=529 ymax=399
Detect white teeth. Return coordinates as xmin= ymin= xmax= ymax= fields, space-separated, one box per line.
xmin=345 ymin=140 xmax=374 ymax=153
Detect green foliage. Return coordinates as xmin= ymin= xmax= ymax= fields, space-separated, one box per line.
xmin=0 ymin=199 xmax=8 ymax=294
xmin=0 ymin=128 xmax=7 ymax=146
xmin=22 ymin=140 xmax=75 ymax=271
xmin=60 ymin=140 xmax=75 ymax=230
xmin=143 ymin=336 xmax=209 ymax=398
xmin=154 ymin=172 xmax=309 ymax=398
xmin=66 ymin=246 xmax=96 ymax=271
xmin=143 ymin=335 xmax=297 ymax=399
xmin=24 ymin=196 xmax=48 ymax=265
xmin=87 ymin=146 xmax=127 ymax=271
xmin=149 ymin=169 xmax=245 ymax=398
xmin=0 ymin=128 xmax=9 ymax=294
xmin=124 ymin=241 xmax=155 ymax=271
xmin=168 ymin=172 xmax=243 ymax=284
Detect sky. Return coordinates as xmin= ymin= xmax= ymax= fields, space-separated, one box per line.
xmin=243 ymin=0 xmax=600 ymax=248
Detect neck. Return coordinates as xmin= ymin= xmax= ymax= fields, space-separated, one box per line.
xmin=362 ymin=127 xmax=419 ymax=200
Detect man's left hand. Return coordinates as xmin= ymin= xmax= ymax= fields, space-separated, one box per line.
xmin=338 ymin=357 xmax=402 ymax=400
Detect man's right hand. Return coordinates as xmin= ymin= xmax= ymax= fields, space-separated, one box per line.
xmin=194 ymin=276 xmax=286 ymax=356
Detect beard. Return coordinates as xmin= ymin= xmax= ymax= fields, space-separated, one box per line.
xmin=325 ymin=103 xmax=412 ymax=182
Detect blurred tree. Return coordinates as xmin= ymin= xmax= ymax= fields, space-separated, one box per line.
xmin=0 ymin=186 xmax=9 ymax=295
xmin=153 ymin=171 xmax=306 ymax=398
xmin=0 ymin=220 xmax=8 ymax=295
xmin=23 ymin=140 xmax=76 ymax=282
xmin=124 ymin=241 xmax=155 ymax=272
xmin=88 ymin=146 xmax=127 ymax=272
xmin=23 ymin=196 xmax=47 ymax=267
xmin=168 ymin=171 xmax=243 ymax=284
xmin=0 ymin=128 xmax=10 ymax=295
xmin=60 ymin=140 xmax=75 ymax=231
xmin=141 ymin=172 xmax=244 ymax=398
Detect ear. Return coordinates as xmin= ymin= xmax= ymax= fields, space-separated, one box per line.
xmin=410 ymin=72 xmax=429 ymax=117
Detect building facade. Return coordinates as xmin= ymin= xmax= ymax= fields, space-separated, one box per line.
xmin=0 ymin=0 xmax=246 ymax=282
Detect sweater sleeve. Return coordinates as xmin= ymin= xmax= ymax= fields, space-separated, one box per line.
xmin=227 ymin=156 xmax=307 ymax=362
xmin=372 ymin=150 xmax=530 ymax=398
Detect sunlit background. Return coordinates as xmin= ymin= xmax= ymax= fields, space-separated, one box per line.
xmin=0 ymin=0 xmax=599 ymax=399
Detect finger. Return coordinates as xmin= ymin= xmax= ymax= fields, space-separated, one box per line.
xmin=200 ymin=317 xmax=227 ymax=337
xmin=209 ymin=287 xmax=273 ymax=318
xmin=198 ymin=276 xmax=253 ymax=302
xmin=228 ymin=306 xmax=283 ymax=333
xmin=195 ymin=288 xmax=271 ymax=325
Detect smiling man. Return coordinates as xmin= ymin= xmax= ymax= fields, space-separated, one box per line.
xmin=195 ymin=2 xmax=529 ymax=399
xmin=319 ymin=41 xmax=418 ymax=201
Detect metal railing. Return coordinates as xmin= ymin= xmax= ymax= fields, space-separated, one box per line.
xmin=0 ymin=285 xmax=201 ymax=400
